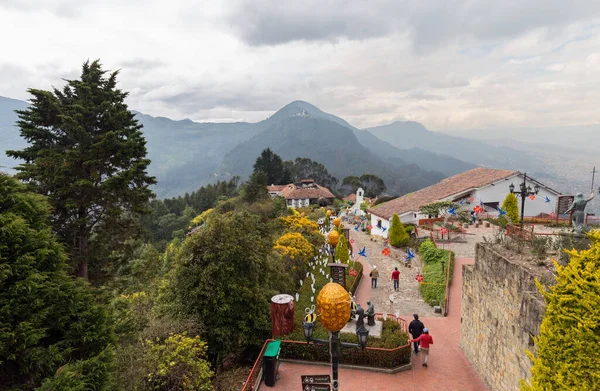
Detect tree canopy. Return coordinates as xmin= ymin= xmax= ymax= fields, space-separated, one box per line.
xmin=419 ymin=200 xmax=455 ymax=217
xmin=162 ymin=211 xmax=291 ymax=365
xmin=0 ymin=174 xmax=113 ymax=390
xmin=7 ymin=60 xmax=155 ymax=279
xmin=284 ymin=157 xmax=339 ymax=189
xmin=342 ymin=174 xmax=386 ymax=198
xmin=253 ymin=148 xmax=291 ymax=185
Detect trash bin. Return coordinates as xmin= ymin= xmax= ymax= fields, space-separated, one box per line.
xmin=263 ymin=340 xmax=281 ymax=387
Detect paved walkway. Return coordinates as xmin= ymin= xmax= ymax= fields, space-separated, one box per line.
xmin=350 ymin=227 xmax=440 ymax=318
xmin=262 ymin=255 xmax=488 ymax=391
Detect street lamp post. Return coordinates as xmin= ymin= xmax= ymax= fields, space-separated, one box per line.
xmin=303 ymin=283 xmax=369 ymax=391
xmin=509 ymin=172 xmax=540 ymax=228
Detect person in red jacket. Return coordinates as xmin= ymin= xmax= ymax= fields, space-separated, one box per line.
xmin=409 ymin=328 xmax=434 ymax=367
xmin=391 ymin=267 xmax=400 ymax=291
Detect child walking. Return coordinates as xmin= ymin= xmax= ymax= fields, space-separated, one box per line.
xmin=409 ymin=328 xmax=434 ymax=367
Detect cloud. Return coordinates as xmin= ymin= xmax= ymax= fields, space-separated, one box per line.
xmin=224 ymin=0 xmax=600 ymax=51
xmin=2 ymin=1 xmax=600 ymax=131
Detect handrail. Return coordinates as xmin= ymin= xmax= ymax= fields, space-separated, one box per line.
xmin=443 ymin=249 xmax=451 ymax=316
xmin=241 ymin=338 xmax=272 ymax=391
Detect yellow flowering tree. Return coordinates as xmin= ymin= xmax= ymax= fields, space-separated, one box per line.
xmin=274 ymin=232 xmax=314 ymax=260
xmin=521 ymin=230 xmax=600 ymax=390
xmin=191 ymin=208 xmax=214 ymax=226
xmin=279 ymin=214 xmax=324 ymax=248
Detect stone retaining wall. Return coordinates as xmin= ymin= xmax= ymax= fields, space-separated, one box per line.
xmin=460 ymin=243 xmax=546 ymax=391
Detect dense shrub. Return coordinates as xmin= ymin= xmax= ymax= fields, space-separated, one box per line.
xmin=280 ymin=319 xmax=410 ymax=369
xmin=144 ymin=334 xmax=214 ymax=391
xmin=389 ymin=214 xmax=409 ymax=247
xmin=418 ymin=240 xmax=455 ymax=306
xmin=162 ymin=212 xmax=292 ymax=365
xmin=521 ymin=231 xmax=600 ymax=391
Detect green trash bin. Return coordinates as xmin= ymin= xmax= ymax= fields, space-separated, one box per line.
xmin=263 ymin=340 xmax=281 ymax=387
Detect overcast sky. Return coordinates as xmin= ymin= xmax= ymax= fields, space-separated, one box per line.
xmin=2 ymin=0 xmax=600 ymax=130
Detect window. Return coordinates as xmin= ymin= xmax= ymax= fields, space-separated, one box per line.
xmin=377 ymin=219 xmax=382 ymax=228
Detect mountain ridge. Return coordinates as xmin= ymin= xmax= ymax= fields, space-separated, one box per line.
xmin=1 ymin=95 xmax=536 ymax=199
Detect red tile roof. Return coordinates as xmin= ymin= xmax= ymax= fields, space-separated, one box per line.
xmin=279 ymin=182 xmax=335 ymax=200
xmin=267 ymin=185 xmax=286 ymax=192
xmin=368 ymin=167 xmax=518 ymax=219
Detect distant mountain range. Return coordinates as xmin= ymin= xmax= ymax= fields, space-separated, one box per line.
xmin=2 ymin=96 xmax=590 ymax=203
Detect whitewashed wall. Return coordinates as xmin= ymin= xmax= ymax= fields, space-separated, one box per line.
xmin=369 ymin=173 xmax=560 ymax=236
xmin=469 ymin=174 xmax=559 ymax=217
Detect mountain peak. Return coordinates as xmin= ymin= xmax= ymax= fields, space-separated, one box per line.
xmin=269 ymin=100 xmax=355 ymax=129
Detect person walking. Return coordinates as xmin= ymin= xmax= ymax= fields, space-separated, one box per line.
xmin=369 ymin=265 xmax=379 ymax=288
xmin=391 ymin=267 xmax=400 ymax=292
xmin=409 ymin=328 xmax=434 ymax=367
xmin=408 ymin=314 xmax=425 ymax=354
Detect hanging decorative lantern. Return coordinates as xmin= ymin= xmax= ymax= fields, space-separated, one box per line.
xmin=334 ymin=217 xmax=341 ymax=227
xmin=316 ymin=283 xmax=351 ymax=332
xmin=328 ymin=230 xmax=340 ymax=247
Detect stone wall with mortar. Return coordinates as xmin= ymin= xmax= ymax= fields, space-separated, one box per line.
xmin=460 ymin=243 xmax=546 ymax=391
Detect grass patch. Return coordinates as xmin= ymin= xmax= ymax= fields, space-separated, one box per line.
xmin=283 ymin=256 xmax=405 ymax=349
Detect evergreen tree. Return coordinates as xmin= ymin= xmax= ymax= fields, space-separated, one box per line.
xmin=389 ymin=213 xmax=409 ymax=247
xmin=335 ymin=232 xmax=350 ymax=263
xmin=284 ymin=157 xmax=338 ymax=189
xmin=253 ymin=148 xmax=291 ymax=185
xmin=8 ymin=60 xmax=156 ymax=279
xmin=521 ymin=231 xmax=600 ymax=391
xmin=242 ymin=171 xmax=269 ymax=203
xmin=500 ymin=193 xmax=520 ymax=227
xmin=0 ymin=174 xmax=113 ymax=390
xmin=341 ymin=174 xmax=385 ymax=197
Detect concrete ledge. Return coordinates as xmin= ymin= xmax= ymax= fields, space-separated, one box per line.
xmin=280 ymin=358 xmax=412 ymax=374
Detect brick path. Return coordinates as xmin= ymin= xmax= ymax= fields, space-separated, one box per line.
xmin=262 ymin=255 xmax=489 ymax=391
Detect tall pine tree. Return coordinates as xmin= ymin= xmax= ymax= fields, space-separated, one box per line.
xmin=0 ymin=174 xmax=113 ymax=390
xmin=8 ymin=60 xmax=155 ymax=279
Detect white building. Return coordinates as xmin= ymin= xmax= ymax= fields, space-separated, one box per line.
xmin=367 ymin=168 xmax=561 ymax=236
xmin=267 ymin=179 xmax=335 ymax=208
xmin=349 ymin=188 xmax=366 ymax=216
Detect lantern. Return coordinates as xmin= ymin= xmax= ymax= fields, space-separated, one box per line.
xmin=334 ymin=217 xmax=341 ymax=227
xmin=328 ymin=230 xmax=340 ymax=247
xmin=316 ymin=283 xmax=351 ymax=332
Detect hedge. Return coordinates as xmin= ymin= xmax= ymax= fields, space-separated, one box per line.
xmin=280 ymin=319 xmax=410 ymax=369
xmin=418 ymin=240 xmax=455 ymax=306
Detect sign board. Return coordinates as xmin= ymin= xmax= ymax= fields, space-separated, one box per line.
xmin=557 ymin=195 xmax=575 ymax=215
xmin=302 ymin=385 xmax=330 ymax=391
xmin=301 ymin=375 xmax=331 ymax=391
xmin=328 ymin=263 xmax=347 ymax=288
